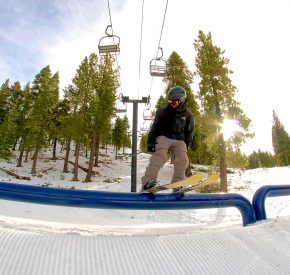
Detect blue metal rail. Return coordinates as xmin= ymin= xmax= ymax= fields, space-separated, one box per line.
xmin=252 ymin=185 xmax=290 ymax=221
xmin=0 ymin=181 xmax=256 ymax=226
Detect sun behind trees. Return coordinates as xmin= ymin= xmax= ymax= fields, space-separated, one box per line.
xmin=141 ymin=31 xmax=253 ymax=192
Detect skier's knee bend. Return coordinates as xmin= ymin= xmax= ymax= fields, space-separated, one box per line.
xmin=153 ymin=148 xmax=168 ymax=163
xmin=174 ymin=155 xmax=189 ymax=169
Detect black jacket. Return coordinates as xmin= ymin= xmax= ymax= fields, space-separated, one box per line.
xmin=147 ymin=104 xmax=194 ymax=147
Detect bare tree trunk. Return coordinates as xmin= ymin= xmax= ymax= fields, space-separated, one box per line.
xmin=219 ymin=133 xmax=228 ymax=192
xmin=68 ymin=161 xmax=91 ymax=173
xmin=115 ymin=146 xmax=118 ymax=160
xmin=214 ymin=98 xmax=228 ymax=192
xmin=16 ymin=139 xmax=24 ymax=167
xmin=85 ymin=133 xmax=97 ymax=182
xmin=73 ymin=141 xmax=81 ymax=181
xmin=60 ymin=142 xmax=64 ymax=153
xmin=31 ymin=147 xmax=39 ymax=174
xmin=94 ymin=134 xmax=100 ymax=167
xmin=24 ymin=148 xmax=30 ymax=162
xmin=63 ymin=139 xmax=71 ymax=173
xmin=52 ymin=137 xmax=57 ymax=160
xmin=12 ymin=138 xmax=18 ymax=150
xmin=17 ymin=149 xmax=24 ymax=167
xmin=0 ymin=167 xmax=31 ymax=180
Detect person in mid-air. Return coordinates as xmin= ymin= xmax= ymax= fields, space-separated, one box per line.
xmin=141 ymin=86 xmax=194 ymax=191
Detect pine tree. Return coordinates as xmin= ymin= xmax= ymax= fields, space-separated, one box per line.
xmin=272 ymin=110 xmax=290 ymax=165
xmin=112 ymin=117 xmax=124 ymax=159
xmin=0 ymin=81 xmax=25 ymax=159
xmin=139 ymin=132 xmax=148 ymax=153
xmin=91 ymin=54 xmax=118 ymax=169
xmin=49 ymin=98 xmax=70 ymax=160
xmin=10 ymin=81 xmax=25 ymax=150
xmin=83 ymin=53 xmax=118 ymax=182
xmin=194 ymin=31 xmax=252 ymax=192
xmin=61 ymin=85 xmax=80 ymax=173
xmin=226 ymin=144 xmax=248 ymax=169
xmin=100 ymin=123 xmax=113 ymax=155
xmin=0 ymin=79 xmax=10 ymax=124
xmin=165 ymin=51 xmax=199 ymax=113
xmin=247 ymin=150 xmax=276 ymax=169
xmin=0 ymin=106 xmax=18 ymax=159
xmin=111 ymin=116 xmax=131 ymax=156
xmin=17 ymin=83 xmax=34 ymax=167
xmin=26 ymin=66 xmax=59 ymax=174
xmin=121 ymin=116 xmax=131 ymax=153
xmin=71 ymin=56 xmax=96 ymax=181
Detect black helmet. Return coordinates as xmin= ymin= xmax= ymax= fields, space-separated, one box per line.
xmin=167 ymin=86 xmax=187 ymax=108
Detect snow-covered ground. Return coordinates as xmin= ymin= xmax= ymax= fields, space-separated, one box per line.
xmin=0 ymin=147 xmax=290 ymax=274
xmin=1 ymin=147 xmax=289 ymax=230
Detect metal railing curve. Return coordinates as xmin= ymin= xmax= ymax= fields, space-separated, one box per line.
xmin=252 ymin=185 xmax=290 ymax=221
xmin=0 ymin=182 xmax=256 ymax=226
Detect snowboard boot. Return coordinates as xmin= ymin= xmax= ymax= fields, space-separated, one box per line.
xmin=172 ymin=187 xmax=184 ymax=194
xmin=141 ymin=180 xmax=158 ymax=191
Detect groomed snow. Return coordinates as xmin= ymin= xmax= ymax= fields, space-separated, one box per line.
xmin=0 ymin=147 xmax=290 ymax=274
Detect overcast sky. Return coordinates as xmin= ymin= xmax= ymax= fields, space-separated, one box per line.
xmin=1 ymin=0 xmax=290 ymax=155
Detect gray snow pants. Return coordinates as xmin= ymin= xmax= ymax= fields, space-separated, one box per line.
xmin=141 ymin=136 xmax=189 ymax=187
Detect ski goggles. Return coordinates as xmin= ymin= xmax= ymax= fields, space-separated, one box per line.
xmin=168 ymin=99 xmax=180 ymax=108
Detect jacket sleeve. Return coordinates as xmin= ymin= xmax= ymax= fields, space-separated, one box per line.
xmin=147 ymin=108 xmax=163 ymax=144
xmin=185 ymin=111 xmax=195 ymax=147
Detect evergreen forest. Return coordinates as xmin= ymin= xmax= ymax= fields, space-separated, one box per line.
xmin=1 ymin=31 xmax=290 ymax=191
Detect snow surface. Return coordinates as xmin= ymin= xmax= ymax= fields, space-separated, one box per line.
xmin=0 ymin=147 xmax=290 ymax=274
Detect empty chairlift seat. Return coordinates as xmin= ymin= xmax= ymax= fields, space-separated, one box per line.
xmin=149 ymin=58 xmax=167 ymax=77
xmin=149 ymin=47 xmax=167 ymax=77
xmin=115 ymin=101 xmax=127 ymax=113
xmin=143 ymin=109 xmax=153 ymax=121
xmin=98 ymin=25 xmax=120 ymax=55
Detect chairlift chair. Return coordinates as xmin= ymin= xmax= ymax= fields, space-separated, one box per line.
xmin=150 ymin=58 xmax=167 ymax=77
xmin=140 ymin=123 xmax=148 ymax=132
xmin=115 ymin=100 xmax=127 ymax=113
xmin=143 ymin=99 xmax=154 ymax=121
xmin=149 ymin=47 xmax=167 ymax=77
xmin=98 ymin=25 xmax=120 ymax=55
xmin=143 ymin=109 xmax=153 ymax=121
xmin=115 ymin=93 xmax=127 ymax=113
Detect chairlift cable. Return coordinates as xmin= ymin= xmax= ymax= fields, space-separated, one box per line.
xmin=148 ymin=0 xmax=169 ymax=98
xmin=137 ymin=0 xmax=145 ymax=99
xmin=106 ymin=0 xmax=113 ymax=29
xmin=156 ymin=0 xmax=168 ymax=57
xmin=106 ymin=0 xmax=123 ymax=96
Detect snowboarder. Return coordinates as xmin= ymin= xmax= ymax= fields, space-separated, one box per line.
xmin=141 ymin=86 xmax=195 ymax=191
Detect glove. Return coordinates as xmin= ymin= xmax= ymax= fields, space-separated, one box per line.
xmin=147 ymin=143 xmax=156 ymax=153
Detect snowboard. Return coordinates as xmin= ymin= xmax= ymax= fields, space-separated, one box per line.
xmin=140 ymin=173 xmax=203 ymax=193
xmin=173 ymin=173 xmax=220 ymax=194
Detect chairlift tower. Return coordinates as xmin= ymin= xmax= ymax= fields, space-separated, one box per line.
xmin=122 ymin=95 xmax=149 ymax=192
